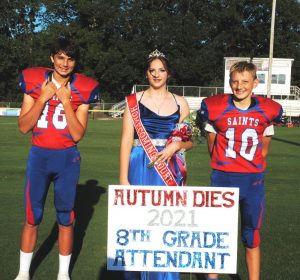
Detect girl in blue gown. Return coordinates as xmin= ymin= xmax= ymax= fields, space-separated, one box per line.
xmin=120 ymin=50 xmax=193 ymax=280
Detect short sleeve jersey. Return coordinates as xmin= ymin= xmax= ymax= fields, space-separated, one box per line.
xmin=199 ymin=94 xmax=282 ymax=173
xmin=19 ymin=67 xmax=100 ymax=149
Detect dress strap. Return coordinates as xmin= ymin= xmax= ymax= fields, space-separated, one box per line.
xmin=171 ymin=93 xmax=178 ymax=106
xmin=139 ymin=91 xmax=145 ymax=102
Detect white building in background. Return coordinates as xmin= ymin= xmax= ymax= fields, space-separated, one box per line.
xmin=224 ymin=57 xmax=294 ymax=96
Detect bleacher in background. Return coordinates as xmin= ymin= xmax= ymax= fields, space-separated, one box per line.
xmin=276 ymin=100 xmax=300 ymax=117
xmin=184 ymin=97 xmax=205 ymax=112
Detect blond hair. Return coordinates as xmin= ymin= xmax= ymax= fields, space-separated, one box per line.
xmin=230 ymin=61 xmax=257 ymax=80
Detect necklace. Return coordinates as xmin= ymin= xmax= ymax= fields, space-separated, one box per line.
xmin=149 ymin=91 xmax=168 ymax=115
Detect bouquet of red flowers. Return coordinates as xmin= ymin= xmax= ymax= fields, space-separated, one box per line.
xmin=166 ymin=122 xmax=193 ymax=145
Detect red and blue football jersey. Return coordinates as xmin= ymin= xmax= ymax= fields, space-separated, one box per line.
xmin=200 ymin=94 xmax=283 ymax=173
xmin=19 ymin=67 xmax=99 ymax=149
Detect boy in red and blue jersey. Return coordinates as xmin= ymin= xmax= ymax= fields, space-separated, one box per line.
xmin=15 ymin=36 xmax=99 ymax=280
xmin=197 ymin=61 xmax=282 ymax=280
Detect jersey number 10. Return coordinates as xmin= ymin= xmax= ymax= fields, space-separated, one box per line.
xmin=225 ymin=128 xmax=258 ymax=161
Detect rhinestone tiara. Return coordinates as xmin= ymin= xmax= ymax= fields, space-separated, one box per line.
xmin=148 ymin=49 xmax=166 ymax=59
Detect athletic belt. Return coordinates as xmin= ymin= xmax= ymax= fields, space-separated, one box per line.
xmin=133 ymin=139 xmax=167 ymax=147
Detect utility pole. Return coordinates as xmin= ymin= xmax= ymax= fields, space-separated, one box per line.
xmin=267 ymin=0 xmax=276 ymax=98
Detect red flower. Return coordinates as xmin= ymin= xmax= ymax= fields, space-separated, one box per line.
xmin=167 ymin=123 xmax=192 ymax=145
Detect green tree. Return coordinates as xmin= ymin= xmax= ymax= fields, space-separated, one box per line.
xmin=0 ymin=0 xmax=299 ymax=102
xmin=274 ymin=0 xmax=300 ymax=85
xmin=0 ymin=1 xmax=41 ymax=101
xmin=0 ymin=1 xmax=76 ymax=101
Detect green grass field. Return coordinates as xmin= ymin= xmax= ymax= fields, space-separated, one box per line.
xmin=0 ymin=117 xmax=299 ymax=280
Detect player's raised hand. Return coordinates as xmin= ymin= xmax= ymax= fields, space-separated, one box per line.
xmin=56 ymin=82 xmax=71 ymax=105
xmin=40 ymin=80 xmax=56 ymax=103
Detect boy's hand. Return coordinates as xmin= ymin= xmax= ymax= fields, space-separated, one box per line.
xmin=56 ymin=82 xmax=71 ymax=105
xmin=39 ymin=80 xmax=56 ymax=103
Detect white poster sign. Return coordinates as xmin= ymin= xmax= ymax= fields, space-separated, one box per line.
xmin=107 ymin=185 xmax=239 ymax=274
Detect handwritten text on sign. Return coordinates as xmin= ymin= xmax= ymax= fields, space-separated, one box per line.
xmin=107 ymin=185 xmax=239 ymax=274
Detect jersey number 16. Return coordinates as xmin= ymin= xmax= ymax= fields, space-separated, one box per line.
xmin=37 ymin=103 xmax=67 ymax=129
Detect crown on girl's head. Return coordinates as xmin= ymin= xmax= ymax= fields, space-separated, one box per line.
xmin=148 ymin=49 xmax=166 ymax=59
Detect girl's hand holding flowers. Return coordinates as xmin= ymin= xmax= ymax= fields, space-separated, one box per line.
xmin=148 ymin=122 xmax=192 ymax=168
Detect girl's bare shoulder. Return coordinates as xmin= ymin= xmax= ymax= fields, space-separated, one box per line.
xmin=171 ymin=93 xmax=188 ymax=106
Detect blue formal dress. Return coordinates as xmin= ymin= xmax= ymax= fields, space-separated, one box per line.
xmin=124 ymin=100 xmax=181 ymax=280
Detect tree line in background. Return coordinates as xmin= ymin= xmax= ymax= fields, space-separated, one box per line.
xmin=0 ymin=0 xmax=299 ymax=102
